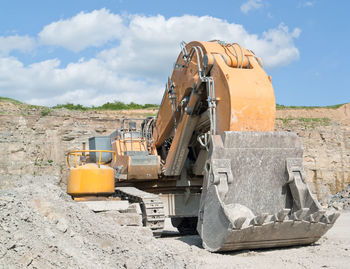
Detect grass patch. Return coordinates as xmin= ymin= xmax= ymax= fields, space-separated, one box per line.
xmin=97 ymin=101 xmax=158 ymax=110
xmin=142 ymin=112 xmax=157 ymax=117
xmin=0 ymin=97 xmax=159 ymax=111
xmin=28 ymin=104 xmax=45 ymax=110
xmin=52 ymin=103 xmax=89 ymax=111
xmin=1 ymin=96 xmax=344 ymax=113
xmin=277 ymin=117 xmax=294 ymax=125
xmin=276 ymin=103 xmax=345 ymax=110
xmin=52 ymin=101 xmax=159 ymax=111
xmin=277 ymin=117 xmax=331 ymax=127
xmin=297 ymin=117 xmax=331 ymax=125
xmin=41 ymin=107 xmax=52 ymax=116
xmin=0 ymin=97 xmax=22 ymax=104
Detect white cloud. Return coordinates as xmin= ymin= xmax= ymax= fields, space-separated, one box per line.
xmin=0 ymin=11 xmax=301 ymax=106
xmin=96 ymin=14 xmax=301 ymax=83
xmin=249 ymin=23 xmax=301 ymax=67
xmin=241 ymin=0 xmax=263 ymax=14
xmin=0 ymin=56 xmax=162 ymax=106
xmin=298 ymin=1 xmax=315 ymax=8
xmin=0 ymin=35 xmax=35 ymax=55
xmin=38 ymin=8 xmax=124 ymax=52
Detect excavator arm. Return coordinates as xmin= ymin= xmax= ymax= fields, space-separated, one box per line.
xmin=154 ymin=41 xmax=275 ymax=141
xmin=153 ymin=41 xmax=276 ymax=176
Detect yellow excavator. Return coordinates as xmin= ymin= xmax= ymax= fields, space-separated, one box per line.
xmin=66 ymin=41 xmax=339 ymax=252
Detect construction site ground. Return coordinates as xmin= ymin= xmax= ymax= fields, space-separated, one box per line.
xmin=162 ymin=213 xmax=350 ymax=268
xmin=0 ymin=175 xmax=349 ymax=269
xmin=0 ymin=101 xmax=349 ymax=268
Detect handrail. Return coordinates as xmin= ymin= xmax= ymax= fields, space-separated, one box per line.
xmin=67 ymin=150 xmax=116 ymax=168
xmin=118 ymin=138 xmax=148 ymax=155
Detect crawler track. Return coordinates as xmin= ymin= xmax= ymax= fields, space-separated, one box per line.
xmin=115 ymin=187 xmax=165 ymax=236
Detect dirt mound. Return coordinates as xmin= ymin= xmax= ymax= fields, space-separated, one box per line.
xmin=0 ymin=175 xmax=194 ymax=269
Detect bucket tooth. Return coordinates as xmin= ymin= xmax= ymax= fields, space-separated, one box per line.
xmin=272 ymin=208 xmax=291 ymax=222
xmin=321 ymin=212 xmax=340 ymax=224
xmin=292 ymin=208 xmax=309 ymax=221
xmin=250 ymin=213 xmax=269 ymax=226
xmin=328 ymin=212 xmax=341 ymax=224
xmin=307 ymin=210 xmax=326 ymax=223
xmin=320 ymin=215 xmax=329 ymax=224
xmin=233 ymin=217 xmax=247 ymax=229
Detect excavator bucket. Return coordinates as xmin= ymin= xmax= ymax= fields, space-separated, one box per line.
xmin=197 ymin=131 xmax=340 ymax=252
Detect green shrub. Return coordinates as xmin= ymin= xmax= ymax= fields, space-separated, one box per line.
xmin=276 ymin=117 xmax=331 ymax=127
xmin=52 ymin=103 xmax=88 ymax=110
xmin=52 ymin=101 xmax=159 ymax=111
xmin=0 ymin=97 xmax=22 ymax=104
xmin=276 ymin=103 xmax=345 ymax=110
xmin=41 ymin=108 xmax=52 ymax=116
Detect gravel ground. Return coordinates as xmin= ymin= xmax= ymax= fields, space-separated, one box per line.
xmin=1 ymin=175 xmax=349 ymax=269
xmin=0 ymin=175 xmax=195 ymax=269
xmin=162 ymin=211 xmax=350 ymax=269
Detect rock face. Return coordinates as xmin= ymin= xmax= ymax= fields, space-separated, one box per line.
xmin=0 ymin=101 xmax=349 ymax=203
xmin=0 ymin=103 xmax=154 ymax=188
xmin=275 ymin=103 xmax=350 ymax=203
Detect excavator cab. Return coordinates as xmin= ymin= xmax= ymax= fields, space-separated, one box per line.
xmin=111 ymin=118 xmax=161 ymax=181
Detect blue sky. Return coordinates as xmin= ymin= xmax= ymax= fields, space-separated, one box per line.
xmin=0 ymin=0 xmax=349 ymax=106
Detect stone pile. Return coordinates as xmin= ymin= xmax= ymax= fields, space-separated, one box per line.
xmin=329 ymin=184 xmax=350 ymax=210
xmin=0 ymin=175 xmax=194 ymax=269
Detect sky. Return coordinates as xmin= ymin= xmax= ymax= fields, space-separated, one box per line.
xmin=0 ymin=0 xmax=349 ymax=107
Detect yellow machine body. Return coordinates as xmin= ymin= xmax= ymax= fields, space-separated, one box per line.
xmin=67 ymin=163 xmax=115 ymax=196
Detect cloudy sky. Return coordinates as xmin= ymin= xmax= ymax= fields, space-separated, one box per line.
xmin=0 ymin=0 xmax=349 ymax=106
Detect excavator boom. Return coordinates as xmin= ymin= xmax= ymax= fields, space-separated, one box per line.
xmin=154 ymin=41 xmax=276 ymax=177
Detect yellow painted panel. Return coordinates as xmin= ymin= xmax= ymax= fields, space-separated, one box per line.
xmin=67 ymin=163 xmax=114 ymax=196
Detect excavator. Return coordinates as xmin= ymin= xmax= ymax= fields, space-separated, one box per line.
xmin=66 ymin=41 xmax=340 ymax=252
